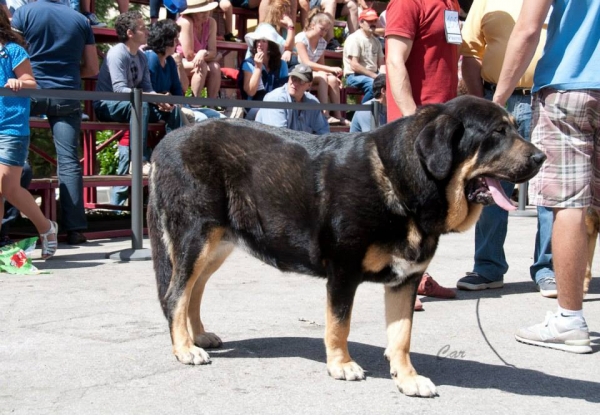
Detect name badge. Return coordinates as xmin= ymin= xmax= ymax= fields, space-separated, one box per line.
xmin=444 ymin=10 xmax=462 ymax=44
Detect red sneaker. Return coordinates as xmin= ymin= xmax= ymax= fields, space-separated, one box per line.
xmin=418 ymin=273 xmax=456 ymax=299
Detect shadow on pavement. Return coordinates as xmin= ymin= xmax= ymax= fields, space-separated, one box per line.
xmin=214 ymin=337 xmax=600 ymax=402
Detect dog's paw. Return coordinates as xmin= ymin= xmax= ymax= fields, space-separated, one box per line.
xmin=327 ymin=361 xmax=365 ymax=381
xmin=174 ymin=346 xmax=211 ymax=365
xmin=194 ymin=332 xmax=222 ymax=349
xmin=393 ymin=373 xmax=437 ymax=397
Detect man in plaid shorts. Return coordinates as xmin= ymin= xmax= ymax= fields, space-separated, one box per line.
xmin=493 ymin=0 xmax=599 ymax=354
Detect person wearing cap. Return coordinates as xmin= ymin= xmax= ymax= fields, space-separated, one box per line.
xmin=176 ymin=0 xmax=222 ymax=99
xmin=349 ymin=73 xmax=386 ymax=132
xmin=256 ymin=63 xmax=329 ymax=135
xmin=239 ymin=23 xmax=289 ymax=120
xmin=342 ymin=8 xmax=384 ymax=104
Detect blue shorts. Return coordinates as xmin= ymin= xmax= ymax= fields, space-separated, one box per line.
xmin=0 ymin=134 xmax=29 ymax=167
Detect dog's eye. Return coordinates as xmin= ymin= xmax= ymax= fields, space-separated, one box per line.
xmin=495 ymin=126 xmax=506 ymax=134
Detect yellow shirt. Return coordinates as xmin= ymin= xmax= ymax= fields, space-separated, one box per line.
xmin=460 ymin=0 xmax=547 ymax=89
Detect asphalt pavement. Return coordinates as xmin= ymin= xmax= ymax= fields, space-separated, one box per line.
xmin=1 ymin=209 xmax=599 ymax=415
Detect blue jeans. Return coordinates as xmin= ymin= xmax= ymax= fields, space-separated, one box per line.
xmin=346 ymin=74 xmax=374 ymax=103
xmin=473 ymin=90 xmax=554 ymax=283
xmin=31 ymin=98 xmax=87 ymax=232
xmin=95 ymin=101 xmax=183 ymax=206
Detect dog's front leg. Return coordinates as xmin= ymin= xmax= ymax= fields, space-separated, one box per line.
xmin=324 ymin=275 xmax=364 ymax=381
xmin=384 ymin=281 xmax=437 ymax=397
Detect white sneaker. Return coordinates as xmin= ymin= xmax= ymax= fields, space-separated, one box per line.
xmin=515 ymin=311 xmax=592 ymax=354
xmin=142 ymin=162 xmax=151 ymax=176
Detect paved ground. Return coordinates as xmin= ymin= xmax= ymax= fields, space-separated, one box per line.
xmin=1 ymin=210 xmax=599 ymax=415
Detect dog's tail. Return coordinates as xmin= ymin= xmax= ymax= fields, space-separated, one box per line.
xmin=147 ymin=202 xmax=173 ymax=318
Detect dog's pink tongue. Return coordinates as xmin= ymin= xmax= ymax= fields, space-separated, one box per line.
xmin=485 ymin=177 xmax=517 ymax=211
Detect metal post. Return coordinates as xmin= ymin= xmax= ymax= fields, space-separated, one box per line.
xmin=370 ymin=100 xmax=381 ymax=131
xmin=109 ymin=88 xmax=152 ymax=260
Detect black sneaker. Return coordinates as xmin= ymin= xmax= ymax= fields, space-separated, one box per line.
xmin=326 ymin=38 xmax=343 ymax=52
xmin=457 ymin=272 xmax=504 ymax=290
xmin=0 ymin=235 xmax=14 ymax=247
xmin=223 ymin=32 xmax=242 ymax=43
xmin=83 ymin=12 xmax=107 ymax=28
xmin=67 ymin=231 xmax=88 ymax=245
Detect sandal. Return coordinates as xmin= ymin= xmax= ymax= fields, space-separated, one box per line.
xmin=40 ymin=220 xmax=58 ymax=260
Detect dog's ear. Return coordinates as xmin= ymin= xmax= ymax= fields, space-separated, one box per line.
xmin=415 ymin=114 xmax=463 ymax=180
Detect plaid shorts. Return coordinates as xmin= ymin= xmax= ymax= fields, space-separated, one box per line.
xmin=528 ymin=88 xmax=600 ymax=208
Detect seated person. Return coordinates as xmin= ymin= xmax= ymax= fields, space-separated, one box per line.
xmin=239 ymin=23 xmax=289 ymax=120
xmin=93 ymin=11 xmax=183 ymax=206
xmin=260 ymin=3 xmax=296 ymax=63
xmin=298 ymin=0 xmax=364 ymax=48
xmin=256 ymin=63 xmax=329 ymax=135
xmin=342 ymin=8 xmax=384 ymax=103
xmin=295 ymin=10 xmax=347 ymax=125
xmin=176 ymin=0 xmax=221 ymax=98
xmin=350 ymin=73 xmax=386 ymax=132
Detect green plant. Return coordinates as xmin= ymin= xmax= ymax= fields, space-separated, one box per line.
xmin=96 ymin=130 xmax=119 ymax=175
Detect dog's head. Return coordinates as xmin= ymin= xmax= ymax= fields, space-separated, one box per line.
xmin=414 ymin=95 xmax=546 ymax=214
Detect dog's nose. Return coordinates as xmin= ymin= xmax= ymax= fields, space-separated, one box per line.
xmin=531 ymin=151 xmax=547 ymax=165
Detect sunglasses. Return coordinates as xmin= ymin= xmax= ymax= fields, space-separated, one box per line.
xmin=291 ymin=76 xmax=309 ymax=85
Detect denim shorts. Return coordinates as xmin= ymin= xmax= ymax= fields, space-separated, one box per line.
xmin=0 ymin=134 xmax=29 ymax=167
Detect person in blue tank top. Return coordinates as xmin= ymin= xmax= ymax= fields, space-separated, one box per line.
xmin=493 ymin=0 xmax=600 ymax=354
xmin=0 ymin=7 xmax=57 ymax=259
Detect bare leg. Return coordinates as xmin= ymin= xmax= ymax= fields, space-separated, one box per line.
xmin=0 ymin=165 xmax=54 ymax=238
xmin=553 ymin=208 xmax=587 ymax=310
xmin=220 ymin=0 xmax=233 ymax=35
xmin=341 ymin=0 xmax=358 ymax=34
xmin=191 ymin=62 xmax=209 ymax=97
xmin=117 ymin=0 xmax=129 ymax=13
xmin=206 ymin=61 xmax=222 ymax=99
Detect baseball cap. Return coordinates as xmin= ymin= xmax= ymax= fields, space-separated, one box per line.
xmin=289 ymin=64 xmax=313 ymax=83
xmin=359 ymin=8 xmax=379 ymax=21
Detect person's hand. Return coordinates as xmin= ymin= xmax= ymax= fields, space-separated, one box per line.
xmin=193 ymin=50 xmax=207 ymax=69
xmin=4 ymin=78 xmax=22 ymax=91
xmin=282 ymin=50 xmax=292 ymax=62
xmin=254 ymin=51 xmax=264 ymax=68
xmin=280 ymin=14 xmax=294 ymax=29
xmin=157 ymin=92 xmax=174 ymax=112
xmin=172 ymin=52 xmax=183 ymax=67
xmin=329 ymin=66 xmax=343 ymax=77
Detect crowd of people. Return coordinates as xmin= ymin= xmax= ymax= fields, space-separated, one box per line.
xmin=0 ymin=0 xmax=597 ymax=356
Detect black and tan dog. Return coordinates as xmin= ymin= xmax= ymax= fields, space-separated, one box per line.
xmin=148 ymin=95 xmax=545 ymax=397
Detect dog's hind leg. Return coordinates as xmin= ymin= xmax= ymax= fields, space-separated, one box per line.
xmin=166 ymin=226 xmax=227 ymax=365
xmin=187 ymin=241 xmax=234 ymax=349
xmin=324 ymin=274 xmax=365 ymax=381
xmin=384 ymin=281 xmax=437 ymax=397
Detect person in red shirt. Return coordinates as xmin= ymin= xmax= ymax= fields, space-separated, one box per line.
xmin=384 ymin=0 xmax=461 ymax=309
xmin=385 ymin=0 xmax=460 ymax=121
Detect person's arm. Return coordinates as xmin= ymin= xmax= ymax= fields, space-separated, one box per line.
xmin=204 ymin=17 xmax=219 ymax=61
xmin=385 ymin=34 xmax=416 ymax=116
xmin=296 ymin=39 xmax=341 ymax=75
xmin=81 ymin=44 xmax=99 ymax=78
xmin=108 ymin=47 xmax=132 ymax=93
xmin=243 ymin=58 xmax=263 ymax=97
xmin=178 ymin=16 xmax=196 ymax=61
xmin=493 ymin=0 xmax=552 ymax=106
xmin=350 ymin=56 xmax=377 ymax=78
xmin=461 ymin=56 xmax=484 ymax=97
xmin=5 ymin=59 xmax=36 ymax=90
xmin=281 ymin=14 xmax=295 ymax=61
xmin=256 ymin=93 xmax=288 ymax=128
xmin=172 ymin=52 xmax=187 ymax=94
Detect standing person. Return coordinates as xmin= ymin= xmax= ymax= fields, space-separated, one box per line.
xmin=457 ymin=0 xmax=556 ymax=297
xmin=176 ymin=0 xmax=221 ymax=98
xmin=0 ymin=8 xmax=57 ymax=258
xmin=342 ymin=8 xmax=384 ymax=104
xmin=493 ymin=0 xmax=599 ymax=354
xmin=12 ymin=0 xmax=99 ymax=245
xmin=349 ymin=73 xmax=385 ymax=132
xmin=0 ymin=162 xmax=32 ymax=247
xmin=94 ymin=11 xmax=176 ymax=207
xmin=256 ymin=63 xmax=329 ymax=134
xmin=295 ymin=11 xmax=348 ymax=125
xmin=385 ymin=0 xmax=460 ymax=309
xmin=385 ymin=0 xmax=460 ymax=120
